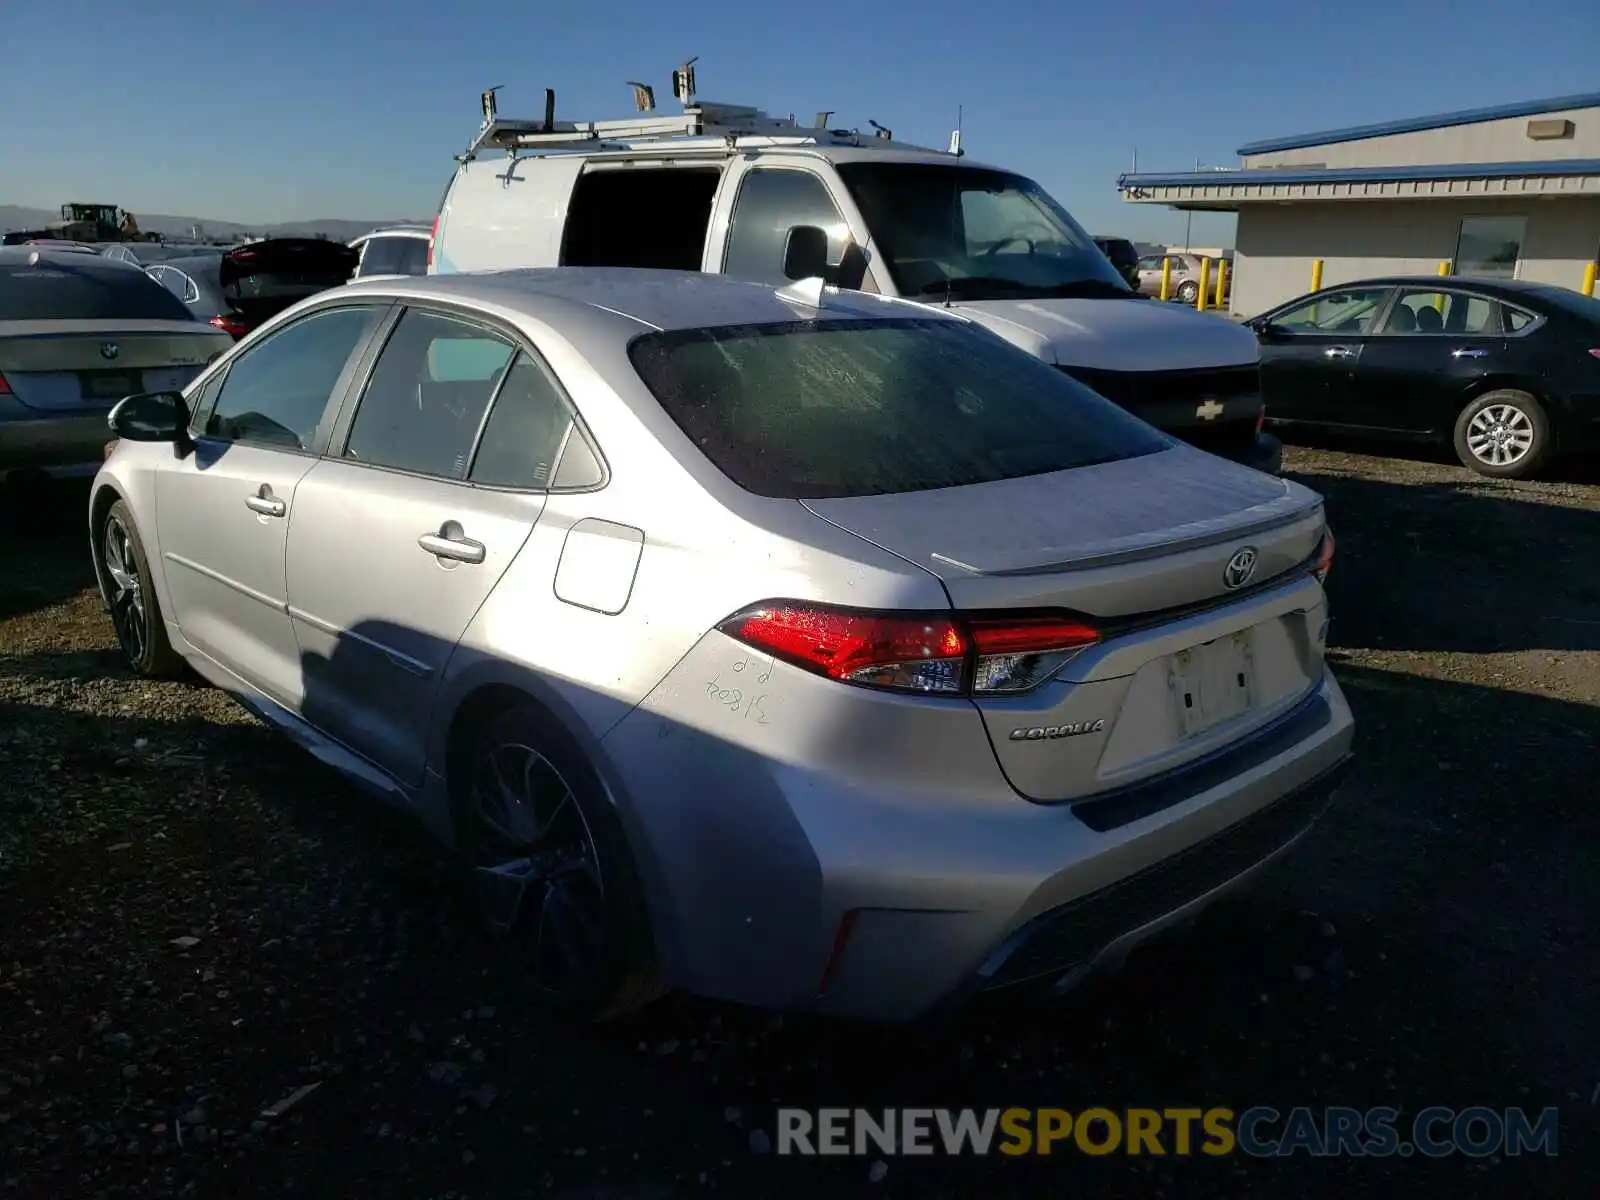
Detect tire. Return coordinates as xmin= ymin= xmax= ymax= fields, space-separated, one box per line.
xmin=454 ymin=704 xmax=663 ymax=1021
xmin=98 ymin=499 xmax=186 ymax=678
xmin=1176 ymin=280 xmax=1199 ymax=304
xmin=1452 ymin=389 xmax=1552 ymax=480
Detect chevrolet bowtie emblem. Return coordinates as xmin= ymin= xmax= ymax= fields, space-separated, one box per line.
xmin=1195 ymin=398 xmax=1225 ymax=420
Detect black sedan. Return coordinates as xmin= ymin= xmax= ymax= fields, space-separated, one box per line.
xmin=1247 ymin=276 xmax=1600 ymax=479
xmin=142 ymin=239 xmax=357 ymax=341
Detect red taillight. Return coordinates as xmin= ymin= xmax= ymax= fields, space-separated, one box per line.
xmin=717 ymin=603 xmax=1100 ymax=697
xmin=1313 ymin=528 xmax=1335 ymax=585
xmin=1588 ymin=348 xmax=1600 ymax=360
xmin=0 ymin=370 xmax=11 ymax=395
xmin=426 ymin=215 xmax=439 ymax=269
xmin=210 ymin=314 xmax=250 ymax=339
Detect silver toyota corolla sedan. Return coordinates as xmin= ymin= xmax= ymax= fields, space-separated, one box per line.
xmin=90 ymin=267 xmax=1353 ymax=1022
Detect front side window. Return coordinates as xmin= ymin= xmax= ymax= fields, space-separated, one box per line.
xmin=205 ymin=306 xmax=379 ymax=450
xmin=1455 ymin=216 xmax=1525 ymax=279
xmin=837 ymin=163 xmax=1129 ymax=302
xmin=1381 ymin=290 xmax=1496 ymax=335
xmin=628 ymin=317 xmax=1169 ymax=499
xmin=723 ymin=169 xmax=851 ymax=287
xmin=343 ymin=308 xmax=513 ymax=478
xmin=1271 ymin=287 xmax=1392 ymax=334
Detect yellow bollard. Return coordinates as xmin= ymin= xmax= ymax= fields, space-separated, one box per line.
xmin=1310 ymin=258 xmax=1323 ymax=292
xmin=1214 ymin=258 xmax=1229 ymax=311
xmin=1582 ymin=261 xmax=1597 ymax=297
xmin=1438 ymin=260 xmax=1451 ymax=277
xmin=1196 ymin=256 xmax=1210 ymax=311
xmin=1160 ymin=257 xmax=1173 ymax=301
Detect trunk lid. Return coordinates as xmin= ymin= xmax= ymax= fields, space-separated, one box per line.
xmin=220 ymin=239 xmax=357 ymax=294
xmin=217 ymin=240 xmax=357 ymax=324
xmin=802 ymin=445 xmax=1331 ymax=802
xmin=0 ymin=319 xmax=230 ymax=411
xmin=801 ymin=445 xmax=1321 ymax=617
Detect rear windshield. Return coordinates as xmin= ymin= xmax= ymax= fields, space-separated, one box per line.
xmin=0 ymin=262 xmax=196 ymax=322
xmin=628 ymin=317 xmax=1169 ymax=499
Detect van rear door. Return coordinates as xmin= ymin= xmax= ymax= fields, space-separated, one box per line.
xmin=432 ymin=156 xmax=586 ymax=274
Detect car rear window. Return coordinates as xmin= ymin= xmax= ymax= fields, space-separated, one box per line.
xmin=0 ymin=261 xmax=197 ymax=322
xmin=627 ymin=317 xmax=1169 ymax=499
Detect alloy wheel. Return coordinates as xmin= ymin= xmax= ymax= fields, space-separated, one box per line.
xmin=1465 ymin=403 xmax=1534 ymax=468
xmin=103 ymin=514 xmax=147 ymax=665
xmin=467 ymin=739 xmax=608 ymax=999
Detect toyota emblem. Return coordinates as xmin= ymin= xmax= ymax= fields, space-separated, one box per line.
xmin=100 ymin=341 xmax=120 ymax=361
xmin=1223 ymin=546 xmax=1259 ymax=590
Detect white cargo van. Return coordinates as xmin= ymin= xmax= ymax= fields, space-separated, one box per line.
xmin=430 ymin=84 xmax=1281 ymax=473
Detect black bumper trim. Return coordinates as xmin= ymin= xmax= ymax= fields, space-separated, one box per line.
xmin=976 ymin=755 xmax=1351 ymax=992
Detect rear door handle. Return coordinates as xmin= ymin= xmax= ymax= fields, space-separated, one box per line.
xmin=419 ymin=520 xmax=486 ymax=565
xmin=1322 ymin=346 xmax=1355 ymax=360
xmin=244 ymin=486 xmax=286 ymax=518
xmin=1450 ymin=347 xmax=1488 ymax=359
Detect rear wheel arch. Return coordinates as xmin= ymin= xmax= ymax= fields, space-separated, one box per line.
xmin=440 ymin=680 xmax=665 ymax=1018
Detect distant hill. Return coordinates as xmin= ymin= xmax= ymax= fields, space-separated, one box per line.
xmin=0 ymin=204 xmax=425 ymax=242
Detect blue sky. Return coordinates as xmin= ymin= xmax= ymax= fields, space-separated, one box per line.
xmin=3 ymin=0 xmax=1597 ymax=246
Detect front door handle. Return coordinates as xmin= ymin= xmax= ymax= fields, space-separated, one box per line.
xmin=419 ymin=520 xmax=486 ymax=565
xmin=1322 ymin=346 xmax=1356 ymax=360
xmin=1450 ymin=347 xmax=1488 ymax=359
xmin=244 ymin=486 xmax=286 ymax=518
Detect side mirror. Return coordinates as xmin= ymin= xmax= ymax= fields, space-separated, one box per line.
xmin=781 ymin=225 xmax=830 ymax=282
xmin=108 ymin=391 xmax=190 ymax=443
xmin=1247 ymin=318 xmax=1279 ymax=340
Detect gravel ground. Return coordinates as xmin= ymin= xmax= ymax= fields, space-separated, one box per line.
xmin=2 ymin=443 xmax=1597 ymax=1199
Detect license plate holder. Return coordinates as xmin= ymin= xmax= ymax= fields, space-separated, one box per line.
xmin=1169 ymin=631 xmax=1256 ymax=738
xmin=82 ymin=371 xmax=137 ymax=401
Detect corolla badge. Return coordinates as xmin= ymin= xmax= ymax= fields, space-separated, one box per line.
xmin=1223 ymin=546 xmax=1259 ymax=589
xmin=100 ymin=341 xmax=120 ymax=361
xmin=1008 ymin=719 xmax=1107 ymax=741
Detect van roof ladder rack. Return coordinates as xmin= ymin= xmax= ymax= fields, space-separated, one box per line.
xmin=461 ymin=65 xmax=947 ymax=160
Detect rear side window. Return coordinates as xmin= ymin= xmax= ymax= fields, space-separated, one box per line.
xmin=469 ymin=353 xmax=591 ymax=489
xmin=628 ymin=318 xmax=1169 ymax=499
xmin=344 ymin=308 xmax=514 ymax=478
xmin=0 ymin=262 xmax=196 ymax=321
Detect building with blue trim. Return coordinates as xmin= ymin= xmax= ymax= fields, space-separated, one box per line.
xmin=1118 ymin=92 xmax=1600 ymax=315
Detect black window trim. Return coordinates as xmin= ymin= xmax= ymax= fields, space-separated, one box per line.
xmin=1498 ymin=300 xmax=1545 ymax=338
xmin=719 ymin=164 xmax=850 ymax=280
xmin=194 ymin=301 xmax=394 ymax=458
xmin=322 ymin=298 xmax=610 ymax=494
xmin=1373 ymin=285 xmax=1506 ymax=337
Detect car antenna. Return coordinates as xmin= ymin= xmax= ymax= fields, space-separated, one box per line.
xmin=942 ymin=104 xmax=964 ymax=309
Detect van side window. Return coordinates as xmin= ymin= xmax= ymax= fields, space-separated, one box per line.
xmin=562 ymin=167 xmax=721 ymax=271
xmin=723 ymin=170 xmax=849 ymax=287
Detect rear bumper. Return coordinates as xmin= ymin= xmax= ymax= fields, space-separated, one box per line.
xmin=602 ymin=661 xmax=1354 ymax=1021
xmin=0 ymin=407 xmax=113 ymax=478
